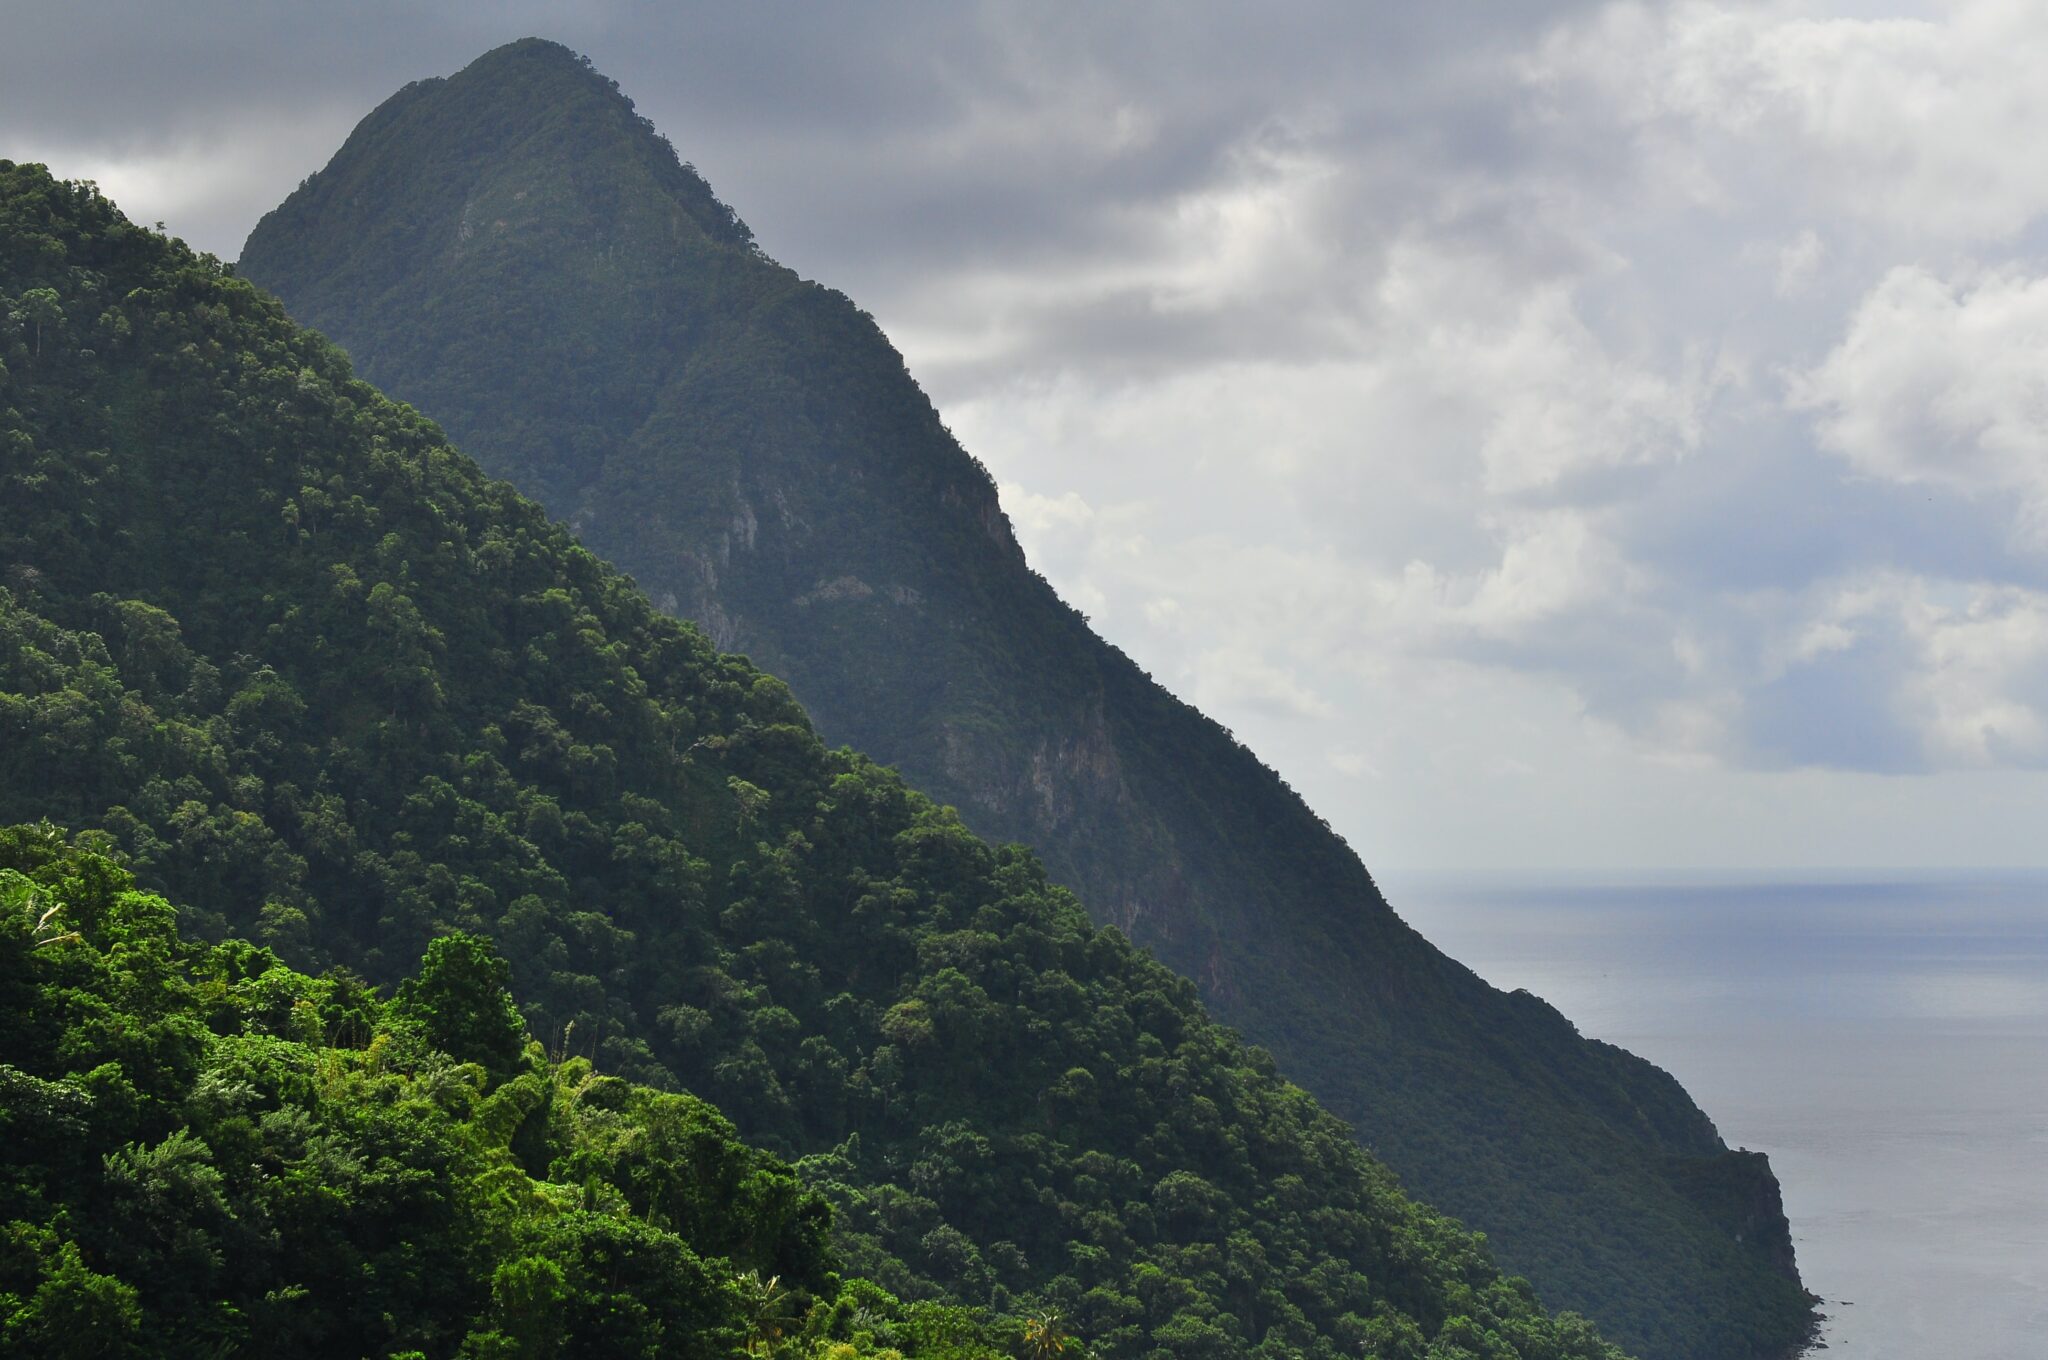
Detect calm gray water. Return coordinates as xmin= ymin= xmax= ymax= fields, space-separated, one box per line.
xmin=1381 ymin=871 xmax=2048 ymax=1360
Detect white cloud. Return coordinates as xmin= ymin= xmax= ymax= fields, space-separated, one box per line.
xmin=1327 ymin=747 xmax=1378 ymax=778
xmin=1900 ymin=582 xmax=2048 ymax=766
xmin=1001 ymin=484 xmax=1096 ymax=535
xmin=1464 ymin=512 xmax=1640 ymax=633
xmin=1533 ymin=0 xmax=2048 ymax=241
xmin=1722 ymin=571 xmax=2048 ymax=769
xmin=1374 ymin=237 xmax=1713 ymax=496
xmin=1187 ymin=646 xmax=1337 ymax=722
xmin=1793 ymin=265 xmax=2048 ymax=548
xmin=1774 ymin=228 xmax=1825 ymax=297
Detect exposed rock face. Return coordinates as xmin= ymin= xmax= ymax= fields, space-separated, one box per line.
xmin=241 ymin=37 xmax=1818 ymax=1359
xmin=796 ymin=576 xmax=875 ymax=607
xmin=939 ymin=696 xmax=1125 ymax=829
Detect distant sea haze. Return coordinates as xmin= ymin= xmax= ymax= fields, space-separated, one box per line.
xmin=1384 ymin=870 xmax=2048 ymax=1360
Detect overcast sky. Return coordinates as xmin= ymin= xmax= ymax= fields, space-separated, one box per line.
xmin=8 ymin=0 xmax=2048 ymax=874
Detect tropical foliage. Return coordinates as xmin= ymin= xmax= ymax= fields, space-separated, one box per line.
xmin=0 ymin=825 xmax=1006 ymax=1359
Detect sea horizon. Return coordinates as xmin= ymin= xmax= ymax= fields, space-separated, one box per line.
xmin=1383 ymin=869 xmax=2048 ymax=1360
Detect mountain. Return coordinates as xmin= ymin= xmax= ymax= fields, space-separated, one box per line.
xmin=238 ymin=40 xmax=1816 ymax=1360
xmin=0 ymin=159 xmax=1627 ymax=1360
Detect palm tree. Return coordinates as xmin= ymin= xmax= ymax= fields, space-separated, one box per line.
xmin=1021 ymin=1312 xmax=1079 ymax=1360
xmin=739 ymin=1271 xmax=803 ymax=1357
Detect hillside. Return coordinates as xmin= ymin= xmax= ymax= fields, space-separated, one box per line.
xmin=0 ymin=159 xmax=1629 ymax=1360
xmin=0 ymin=826 xmax=987 ymax=1359
xmin=238 ymin=40 xmax=1813 ymax=1360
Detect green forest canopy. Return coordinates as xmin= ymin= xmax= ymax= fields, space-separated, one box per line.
xmin=0 ymin=823 xmax=1000 ymax=1359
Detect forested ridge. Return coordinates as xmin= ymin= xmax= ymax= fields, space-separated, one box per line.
xmin=0 ymin=161 xmax=1631 ymax=1358
xmin=238 ymin=39 xmax=1815 ymax=1360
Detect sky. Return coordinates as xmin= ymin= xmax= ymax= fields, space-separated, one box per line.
xmin=7 ymin=0 xmax=2048 ymax=873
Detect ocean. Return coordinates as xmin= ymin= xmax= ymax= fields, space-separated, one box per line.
xmin=1380 ymin=871 xmax=2048 ymax=1360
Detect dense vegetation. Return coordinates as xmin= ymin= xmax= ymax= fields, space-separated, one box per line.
xmin=0 ymin=161 xmax=1630 ymax=1358
xmin=238 ymin=40 xmax=1815 ymax=1360
xmin=0 ymin=824 xmax=1013 ymax=1358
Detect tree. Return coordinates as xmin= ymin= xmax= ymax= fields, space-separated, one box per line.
xmin=738 ymin=1271 xmax=802 ymax=1356
xmin=1021 ymin=1312 xmax=1080 ymax=1360
xmin=12 ymin=287 xmax=62 ymax=357
xmin=1 ymin=1234 xmax=144 ymax=1360
xmin=393 ymin=932 xmax=528 ymax=1083
xmin=729 ymin=776 xmax=770 ymax=836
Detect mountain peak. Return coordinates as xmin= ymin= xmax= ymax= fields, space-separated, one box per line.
xmin=464 ymin=35 xmax=592 ymax=74
xmin=242 ymin=37 xmax=750 ymax=309
xmin=241 ymin=39 xmax=757 ymax=508
xmin=445 ymin=36 xmax=665 ymax=127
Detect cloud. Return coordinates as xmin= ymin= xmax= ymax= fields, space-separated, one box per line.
xmin=1189 ymin=647 xmax=1338 ymax=722
xmin=1530 ymin=0 xmax=2048 ymax=242
xmin=1793 ymin=265 xmax=2048 ymax=549
xmin=1001 ymin=485 xmax=1097 ymax=537
xmin=51 ymin=114 xmax=365 ymax=261
xmin=15 ymin=1 xmax=2048 ymax=864
xmin=1746 ymin=574 xmax=2048 ymax=770
xmin=1898 ymin=582 xmax=2048 ymax=766
xmin=1773 ymin=228 xmax=1825 ymax=298
xmin=1372 ymin=235 xmax=1714 ymax=497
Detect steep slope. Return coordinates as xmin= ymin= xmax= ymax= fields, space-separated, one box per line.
xmin=238 ymin=41 xmax=1814 ymax=1360
xmin=0 ymin=160 xmax=1627 ymax=1360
